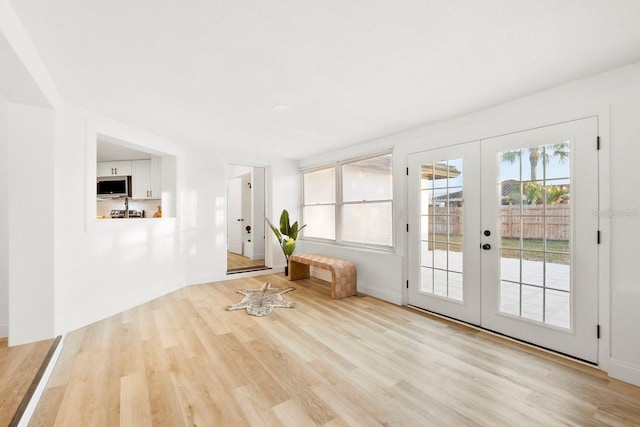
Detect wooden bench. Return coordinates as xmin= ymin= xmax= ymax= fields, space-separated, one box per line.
xmin=288 ymin=254 xmax=357 ymax=299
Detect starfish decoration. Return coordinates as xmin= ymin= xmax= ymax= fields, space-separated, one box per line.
xmin=226 ymin=282 xmax=296 ymax=316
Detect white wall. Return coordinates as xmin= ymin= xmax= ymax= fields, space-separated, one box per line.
xmin=299 ymin=63 xmax=640 ymax=386
xmin=0 ymin=94 xmax=8 ymax=338
xmin=54 ymin=106 xmax=300 ymax=334
xmin=7 ymin=102 xmax=55 ymax=345
xmin=184 ymin=151 xmax=298 ymax=284
xmin=251 ymin=166 xmax=265 ymax=260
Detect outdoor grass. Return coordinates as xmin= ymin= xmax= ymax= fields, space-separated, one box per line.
xmin=427 ymin=234 xmax=570 ymax=264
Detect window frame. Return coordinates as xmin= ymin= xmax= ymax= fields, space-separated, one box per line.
xmin=301 ymin=149 xmax=395 ymax=251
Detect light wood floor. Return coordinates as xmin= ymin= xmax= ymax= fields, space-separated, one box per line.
xmin=0 ymin=337 xmax=54 ymax=424
xmin=227 ymin=251 xmax=266 ymax=271
xmin=30 ymin=274 xmax=640 ymax=426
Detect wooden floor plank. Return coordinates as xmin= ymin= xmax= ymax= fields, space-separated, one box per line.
xmin=0 ymin=338 xmax=54 ymax=424
xmin=27 ymin=273 xmax=640 ymax=426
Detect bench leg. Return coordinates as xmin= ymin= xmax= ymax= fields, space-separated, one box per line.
xmin=330 ymin=267 xmax=358 ymax=299
xmin=288 ymin=260 xmax=310 ymax=281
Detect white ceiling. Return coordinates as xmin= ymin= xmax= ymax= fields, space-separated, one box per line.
xmin=96 ymin=135 xmax=152 ymax=162
xmin=9 ymin=0 xmax=640 ymax=159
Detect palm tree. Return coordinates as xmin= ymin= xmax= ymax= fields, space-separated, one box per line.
xmin=501 ymin=143 xmax=570 ymax=181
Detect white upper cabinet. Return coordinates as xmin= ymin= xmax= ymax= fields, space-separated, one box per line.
xmin=131 ymin=157 xmax=161 ymax=199
xmin=97 ymin=161 xmax=132 ymax=177
xmin=132 ymin=159 xmax=151 ymax=199
xmin=97 ymin=157 xmax=161 ymax=199
xmin=151 ymin=155 xmax=162 ymax=199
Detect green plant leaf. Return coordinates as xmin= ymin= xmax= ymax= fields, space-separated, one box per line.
xmin=280 ymin=209 xmax=291 ymax=236
xmin=283 ymin=238 xmax=296 ymax=256
xmin=266 ymin=218 xmax=283 ymax=244
xmin=290 ymin=222 xmax=299 ymax=240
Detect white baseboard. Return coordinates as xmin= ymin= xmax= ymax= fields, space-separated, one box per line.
xmin=359 ymin=283 xmax=403 ymax=305
xmin=0 ymin=323 xmax=7 ymax=338
xmin=17 ymin=335 xmax=64 ymax=427
xmin=608 ymin=358 xmax=640 ymax=388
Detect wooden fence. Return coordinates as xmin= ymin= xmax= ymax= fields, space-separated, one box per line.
xmin=429 ymin=205 xmax=570 ymax=240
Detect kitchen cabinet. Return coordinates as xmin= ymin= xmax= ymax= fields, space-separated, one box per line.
xmin=97 ymin=161 xmax=132 ymax=177
xmin=132 ymin=157 xmax=161 ymax=199
xmin=151 ymin=155 xmax=162 ymax=199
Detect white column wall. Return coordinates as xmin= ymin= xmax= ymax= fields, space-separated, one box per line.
xmin=251 ymin=166 xmax=265 ymax=260
xmin=54 ymin=106 xmax=183 ymax=334
xmin=0 ymin=94 xmax=8 ymax=338
xmin=7 ymin=102 xmax=55 ymax=345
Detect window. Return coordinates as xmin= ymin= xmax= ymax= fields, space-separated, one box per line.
xmin=302 ymin=152 xmax=393 ymax=249
xmin=302 ymin=166 xmax=336 ymax=240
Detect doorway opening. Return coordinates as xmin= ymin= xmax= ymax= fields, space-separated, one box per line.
xmin=226 ymin=164 xmax=269 ymax=274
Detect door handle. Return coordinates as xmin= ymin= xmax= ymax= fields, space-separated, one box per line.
xmin=482 ymin=244 xmax=491 ymax=250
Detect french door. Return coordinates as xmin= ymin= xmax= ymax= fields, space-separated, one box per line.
xmin=408 ymin=117 xmax=599 ymax=363
xmin=407 ymin=143 xmax=481 ymax=325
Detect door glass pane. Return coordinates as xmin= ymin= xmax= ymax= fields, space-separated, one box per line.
xmin=545 ymin=252 xmax=570 ymax=291
xmin=522 ymin=251 xmax=543 ymax=286
xmin=500 ymin=250 xmax=520 ymax=282
xmin=500 ymin=281 xmax=520 ymax=316
xmin=421 ymin=189 xmax=432 ymax=215
xmin=421 ymin=165 xmax=435 ymax=189
xmin=545 ymin=289 xmax=570 ymax=329
xmin=433 ymin=246 xmax=447 ymax=270
xmin=448 ymin=244 xmax=463 ymax=272
xmin=521 ymin=285 xmax=543 ymax=322
xmin=543 ymin=142 xmax=571 ymax=180
xmin=522 ymin=216 xmax=544 ymax=250
xmin=432 ymin=162 xmax=449 ymax=189
xmin=420 ymin=241 xmax=433 ymax=268
xmin=522 ymin=182 xmax=545 ymax=211
xmin=420 ymin=267 xmax=433 ymax=293
xmin=501 ymin=181 xmax=522 ymax=210
xmin=419 ymin=159 xmax=464 ymax=301
xmin=448 ymin=159 xmax=463 ymax=187
xmin=522 ymin=149 xmax=544 ymax=182
xmin=545 ymin=217 xmax=570 ymax=249
xmin=420 ymin=215 xmax=429 ymax=240
xmin=431 ymin=216 xmax=448 ymax=242
xmin=498 ymin=143 xmax=572 ymax=328
xmin=433 ymin=269 xmax=448 ymax=297
xmin=449 ymin=272 xmax=463 ymax=301
xmin=545 ymin=180 xmax=570 ymax=215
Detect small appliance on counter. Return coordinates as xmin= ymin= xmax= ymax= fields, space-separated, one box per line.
xmin=110 ymin=209 xmax=144 ymax=218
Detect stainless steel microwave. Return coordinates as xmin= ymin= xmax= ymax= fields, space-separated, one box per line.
xmin=97 ymin=175 xmax=132 ymax=198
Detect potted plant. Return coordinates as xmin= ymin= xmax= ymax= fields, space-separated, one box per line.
xmin=266 ymin=209 xmax=306 ymax=276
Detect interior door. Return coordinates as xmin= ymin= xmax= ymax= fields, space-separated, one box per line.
xmin=408 ymin=142 xmax=481 ymax=325
xmin=408 ymin=117 xmax=599 ymax=363
xmin=481 ymin=117 xmax=599 ymax=362
xmin=227 ymin=177 xmax=243 ymax=255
